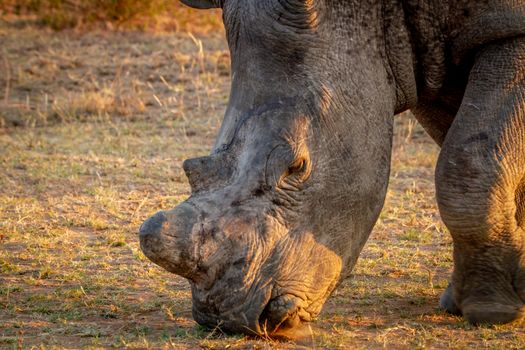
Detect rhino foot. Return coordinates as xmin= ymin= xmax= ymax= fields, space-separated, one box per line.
xmin=440 ymin=280 xmax=525 ymax=324
xmin=439 ymin=283 xmax=461 ymax=316
xmin=462 ymin=300 xmax=525 ymax=325
xmin=440 ymin=266 xmax=525 ymax=325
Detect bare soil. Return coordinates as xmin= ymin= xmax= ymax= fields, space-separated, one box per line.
xmin=1 ymin=18 xmax=524 ymax=350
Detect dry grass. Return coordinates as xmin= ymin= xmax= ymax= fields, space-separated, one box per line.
xmin=0 ymin=22 xmax=229 ymax=128
xmin=0 ymin=1 xmax=223 ymax=32
xmin=1 ymin=20 xmax=525 ymax=350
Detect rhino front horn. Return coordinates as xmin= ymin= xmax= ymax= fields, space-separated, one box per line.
xmin=139 ymin=205 xmax=200 ymax=280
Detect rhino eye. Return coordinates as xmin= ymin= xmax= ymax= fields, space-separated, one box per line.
xmin=265 ymin=145 xmax=311 ymax=186
xmin=287 ymin=159 xmax=306 ymax=175
xmin=285 ymin=157 xmax=311 ymax=183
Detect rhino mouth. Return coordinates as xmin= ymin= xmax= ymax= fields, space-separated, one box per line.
xmin=258 ymin=294 xmax=310 ymax=336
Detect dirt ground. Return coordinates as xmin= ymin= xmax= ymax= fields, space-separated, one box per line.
xmin=1 ymin=18 xmax=525 ymax=350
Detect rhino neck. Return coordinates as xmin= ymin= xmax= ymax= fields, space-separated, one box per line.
xmin=215 ymin=0 xmax=420 ymax=148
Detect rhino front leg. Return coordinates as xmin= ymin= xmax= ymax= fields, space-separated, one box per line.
xmin=436 ymin=37 xmax=525 ymax=324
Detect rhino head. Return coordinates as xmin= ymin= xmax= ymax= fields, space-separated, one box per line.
xmin=140 ymin=0 xmax=416 ymax=337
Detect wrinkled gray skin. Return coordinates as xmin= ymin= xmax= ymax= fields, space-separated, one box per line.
xmin=140 ymin=0 xmax=525 ymax=336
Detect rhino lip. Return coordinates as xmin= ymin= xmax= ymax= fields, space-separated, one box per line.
xmin=257 ymin=294 xmax=303 ymax=337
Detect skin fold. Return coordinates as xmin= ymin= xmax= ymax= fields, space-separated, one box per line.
xmin=140 ymin=0 xmax=525 ymax=336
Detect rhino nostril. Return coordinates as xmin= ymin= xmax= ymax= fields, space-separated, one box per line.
xmin=139 ymin=211 xmax=167 ymax=238
xmin=252 ymin=188 xmax=265 ymax=197
xmin=252 ymin=184 xmax=271 ymax=197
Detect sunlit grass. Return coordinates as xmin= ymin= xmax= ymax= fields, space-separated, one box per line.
xmin=0 ymin=0 xmax=223 ymax=32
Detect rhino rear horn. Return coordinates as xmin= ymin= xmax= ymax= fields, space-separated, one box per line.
xmin=183 ymin=156 xmax=217 ymax=192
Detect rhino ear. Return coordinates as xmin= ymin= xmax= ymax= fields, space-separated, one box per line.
xmin=180 ymin=0 xmax=221 ymax=9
